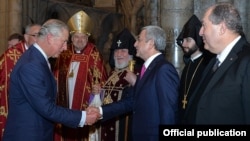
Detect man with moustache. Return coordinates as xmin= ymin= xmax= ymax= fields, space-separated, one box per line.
xmin=91 ymin=28 xmax=142 ymax=141
xmin=176 ymin=15 xmax=214 ymax=124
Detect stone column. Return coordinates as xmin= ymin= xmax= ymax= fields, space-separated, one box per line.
xmin=0 ymin=0 xmax=22 ymax=54
xmin=194 ymin=0 xmax=215 ymax=18
xmin=9 ymin=0 xmax=22 ymax=34
xmin=0 ymin=0 xmax=8 ymax=53
xmin=160 ymin=0 xmax=194 ymax=75
xmin=144 ymin=0 xmax=159 ymax=25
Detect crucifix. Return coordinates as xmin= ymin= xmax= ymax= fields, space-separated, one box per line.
xmin=182 ymin=95 xmax=188 ymax=109
xmin=117 ymin=40 xmax=122 ymax=47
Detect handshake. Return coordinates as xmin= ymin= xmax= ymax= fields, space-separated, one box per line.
xmin=85 ymin=106 xmax=102 ymax=125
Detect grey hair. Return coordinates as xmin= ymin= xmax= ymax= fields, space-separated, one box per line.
xmin=209 ymin=2 xmax=243 ymax=34
xmin=142 ymin=25 xmax=166 ymax=51
xmin=38 ymin=19 xmax=69 ymax=38
xmin=25 ymin=23 xmax=41 ymax=34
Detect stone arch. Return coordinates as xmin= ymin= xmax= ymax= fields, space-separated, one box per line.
xmin=37 ymin=1 xmax=123 ymax=58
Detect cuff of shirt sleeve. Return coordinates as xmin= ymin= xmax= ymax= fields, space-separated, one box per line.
xmin=78 ymin=111 xmax=86 ymax=127
xmin=99 ymin=107 xmax=103 ymax=119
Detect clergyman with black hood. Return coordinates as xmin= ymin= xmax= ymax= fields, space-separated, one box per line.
xmin=176 ymin=15 xmax=214 ymax=124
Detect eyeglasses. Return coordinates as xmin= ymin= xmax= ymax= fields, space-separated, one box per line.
xmin=26 ymin=33 xmax=38 ymax=37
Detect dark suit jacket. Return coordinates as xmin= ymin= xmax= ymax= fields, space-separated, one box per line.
xmin=184 ymin=36 xmax=250 ymax=124
xmin=3 ymin=46 xmax=82 ymax=141
xmin=102 ymin=54 xmax=180 ymax=141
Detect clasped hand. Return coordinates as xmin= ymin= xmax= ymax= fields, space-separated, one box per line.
xmin=85 ymin=106 xmax=101 ymax=125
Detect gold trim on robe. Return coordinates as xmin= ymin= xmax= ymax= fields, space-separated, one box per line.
xmin=0 ymin=42 xmax=26 ymax=137
xmin=53 ymin=42 xmax=107 ymax=141
xmin=101 ymin=68 xmax=135 ymax=141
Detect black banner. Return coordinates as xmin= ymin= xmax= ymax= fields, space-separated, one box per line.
xmin=159 ymin=125 xmax=249 ymax=140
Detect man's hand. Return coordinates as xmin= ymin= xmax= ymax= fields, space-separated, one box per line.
xmin=85 ymin=106 xmax=101 ymax=125
xmin=124 ymin=70 xmax=137 ymax=86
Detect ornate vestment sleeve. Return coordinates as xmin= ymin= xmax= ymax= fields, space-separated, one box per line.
xmin=0 ymin=53 xmax=8 ymax=120
xmin=89 ymin=45 xmax=108 ymax=86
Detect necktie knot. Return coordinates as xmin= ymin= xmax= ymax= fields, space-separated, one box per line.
xmin=212 ymin=58 xmax=220 ymax=72
xmin=140 ymin=65 xmax=146 ymax=79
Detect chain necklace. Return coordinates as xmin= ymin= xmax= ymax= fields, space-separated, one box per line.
xmin=182 ymin=57 xmax=204 ymax=109
xmin=102 ymin=69 xmax=126 ymax=104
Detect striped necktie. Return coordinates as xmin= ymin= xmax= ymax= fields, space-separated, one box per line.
xmin=212 ymin=58 xmax=220 ymax=72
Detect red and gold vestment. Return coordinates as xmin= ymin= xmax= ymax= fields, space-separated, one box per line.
xmin=53 ymin=42 xmax=107 ymax=141
xmin=0 ymin=42 xmax=26 ymax=138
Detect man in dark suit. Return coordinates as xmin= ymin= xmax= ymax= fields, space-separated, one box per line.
xmin=88 ymin=25 xmax=180 ymax=141
xmin=184 ymin=2 xmax=250 ymax=124
xmin=2 ymin=19 xmax=100 ymax=141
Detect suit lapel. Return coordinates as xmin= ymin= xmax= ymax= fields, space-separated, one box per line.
xmin=135 ymin=54 xmax=163 ymax=95
xmin=31 ymin=46 xmax=57 ymax=96
xmin=185 ymin=37 xmax=246 ymax=117
xmin=201 ymin=37 xmax=246 ymax=95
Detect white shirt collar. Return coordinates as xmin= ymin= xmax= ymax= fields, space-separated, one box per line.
xmin=190 ymin=52 xmax=203 ymax=62
xmin=143 ymin=52 xmax=161 ymax=68
xmin=33 ymin=43 xmax=49 ymax=61
xmin=217 ymin=36 xmax=241 ymax=66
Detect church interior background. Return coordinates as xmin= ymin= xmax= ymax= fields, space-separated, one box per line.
xmin=1 ymin=0 xmax=250 ymax=74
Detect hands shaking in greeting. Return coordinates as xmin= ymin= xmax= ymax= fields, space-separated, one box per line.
xmin=85 ymin=106 xmax=101 ymax=125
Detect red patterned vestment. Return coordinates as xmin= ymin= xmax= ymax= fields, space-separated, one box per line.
xmin=53 ymin=42 xmax=107 ymax=141
xmin=0 ymin=42 xmax=26 ymax=138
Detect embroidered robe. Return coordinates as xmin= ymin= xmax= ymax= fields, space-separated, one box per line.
xmin=0 ymin=42 xmax=26 ymax=138
xmin=53 ymin=42 xmax=107 ymax=141
xmin=100 ymin=67 xmax=139 ymax=141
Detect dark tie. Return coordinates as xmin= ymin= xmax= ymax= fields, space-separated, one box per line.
xmin=140 ymin=65 xmax=146 ymax=79
xmin=212 ymin=58 xmax=220 ymax=72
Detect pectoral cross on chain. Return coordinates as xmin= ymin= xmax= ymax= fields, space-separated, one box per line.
xmin=182 ymin=95 xmax=188 ymax=109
